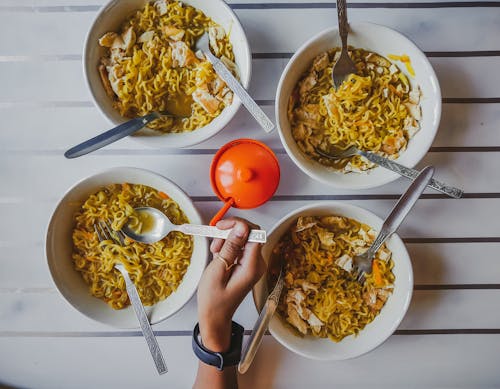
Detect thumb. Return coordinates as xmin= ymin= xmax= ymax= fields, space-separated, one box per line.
xmin=217 ymin=221 xmax=249 ymax=267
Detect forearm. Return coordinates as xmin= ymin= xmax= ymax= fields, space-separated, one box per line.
xmin=193 ymin=319 xmax=238 ymax=389
xmin=193 ymin=362 xmax=238 ymax=389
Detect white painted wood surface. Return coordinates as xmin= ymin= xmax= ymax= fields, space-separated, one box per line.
xmin=1 ymin=0 xmax=499 ymax=388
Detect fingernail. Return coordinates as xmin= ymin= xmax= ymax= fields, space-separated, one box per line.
xmin=233 ymin=223 xmax=247 ymax=238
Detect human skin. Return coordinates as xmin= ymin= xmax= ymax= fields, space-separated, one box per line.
xmin=193 ymin=217 xmax=266 ymax=389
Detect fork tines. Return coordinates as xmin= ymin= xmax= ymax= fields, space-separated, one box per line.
xmin=94 ymin=220 xmax=126 ymax=246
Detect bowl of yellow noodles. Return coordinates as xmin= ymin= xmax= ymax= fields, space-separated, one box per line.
xmin=46 ymin=167 xmax=209 ymax=328
xmin=84 ymin=0 xmax=252 ymax=148
xmin=275 ymin=22 xmax=441 ymax=189
xmin=253 ymin=202 xmax=413 ymax=360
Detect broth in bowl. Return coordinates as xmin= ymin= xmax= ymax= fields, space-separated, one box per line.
xmin=72 ymin=183 xmax=193 ymax=310
xmin=254 ymin=202 xmax=413 ymax=360
xmin=97 ymin=0 xmax=237 ymax=133
xmin=270 ymin=215 xmax=395 ymax=343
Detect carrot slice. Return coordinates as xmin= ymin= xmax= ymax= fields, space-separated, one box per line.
xmin=372 ymin=260 xmax=384 ymax=287
xmin=158 ymin=191 xmax=170 ymax=200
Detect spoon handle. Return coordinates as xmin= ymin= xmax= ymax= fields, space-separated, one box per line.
xmin=203 ymin=50 xmax=275 ymax=133
xmin=177 ymin=224 xmax=267 ymax=243
xmin=64 ymin=112 xmax=160 ymax=159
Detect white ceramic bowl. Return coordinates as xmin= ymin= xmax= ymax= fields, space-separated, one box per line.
xmin=84 ymin=0 xmax=252 ymax=148
xmin=46 ymin=167 xmax=209 ymax=328
xmin=253 ymin=202 xmax=413 ymax=360
xmin=276 ymin=22 xmax=441 ymax=189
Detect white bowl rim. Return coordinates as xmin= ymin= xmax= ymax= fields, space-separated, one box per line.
xmin=45 ymin=166 xmax=208 ymax=328
xmin=275 ymin=21 xmax=442 ymax=189
xmin=82 ymin=0 xmax=252 ymax=149
xmin=253 ymin=201 xmax=413 ymax=360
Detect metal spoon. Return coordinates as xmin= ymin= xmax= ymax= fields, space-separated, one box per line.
xmin=332 ymin=0 xmax=357 ymax=89
xmin=315 ymin=145 xmax=463 ymax=199
xmin=121 ymin=207 xmax=267 ymax=244
xmin=64 ymin=111 xmax=179 ymax=159
xmin=195 ymin=33 xmax=275 ymax=133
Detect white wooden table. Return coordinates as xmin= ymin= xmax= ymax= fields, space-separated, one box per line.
xmin=1 ymin=0 xmax=499 ymax=387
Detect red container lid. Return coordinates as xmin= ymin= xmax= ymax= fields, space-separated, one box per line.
xmin=210 ymin=139 xmax=280 ymax=209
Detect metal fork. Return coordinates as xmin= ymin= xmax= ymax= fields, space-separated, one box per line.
xmin=353 ymin=166 xmax=434 ymax=283
xmin=332 ymin=0 xmax=357 ymax=89
xmin=195 ymin=33 xmax=275 ymax=133
xmin=315 ymin=145 xmax=463 ymax=199
xmin=238 ymin=257 xmax=284 ymax=374
xmin=94 ymin=220 xmax=168 ymax=375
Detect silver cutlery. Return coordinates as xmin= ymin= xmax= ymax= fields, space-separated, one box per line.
xmin=332 ymin=0 xmax=357 ymax=89
xmin=94 ymin=220 xmax=167 ymax=375
xmin=65 ymin=111 xmax=178 ymax=159
xmin=195 ymin=33 xmax=275 ymax=133
xmin=121 ymin=206 xmax=267 ymax=244
xmin=353 ymin=166 xmax=434 ymax=283
xmin=238 ymin=258 xmax=284 ymax=374
xmin=315 ymin=145 xmax=463 ymax=198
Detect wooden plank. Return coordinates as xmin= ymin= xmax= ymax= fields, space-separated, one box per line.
xmin=1 ymin=289 xmax=500 ymax=332
xmin=1 ymin=7 xmax=500 ymax=55
xmin=0 ymin=57 xmax=499 ymax=102
xmin=0 ymin=151 xmax=494 ymax=202
xmin=7 ymin=0 xmax=500 ymax=6
xmin=0 ymin=334 xmax=499 ymax=388
xmin=4 ymin=242 xmax=497 ymax=288
xmin=1 ymin=103 xmax=499 ymax=151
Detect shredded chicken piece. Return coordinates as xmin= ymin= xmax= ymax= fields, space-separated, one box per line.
xmin=208 ymin=26 xmax=226 ymax=56
xmin=322 ymin=94 xmax=337 ymax=118
xmin=292 ymin=123 xmax=311 ymax=142
xmin=192 ymin=88 xmax=220 ymax=114
xmin=405 ymin=102 xmax=422 ymax=120
xmin=312 ymin=52 xmax=329 ymax=72
xmin=295 ymin=216 xmax=317 ymax=232
xmin=300 ymin=281 xmax=318 ymax=293
xmin=335 ymin=254 xmax=353 ymax=272
xmin=377 ymin=247 xmax=392 ymax=261
xmin=99 ymin=32 xmax=119 ymax=48
xmin=154 ymin=0 xmax=169 ymax=15
xmin=220 ymin=56 xmax=239 ymax=77
xmin=163 ymin=26 xmax=185 ymax=41
xmin=98 ymin=64 xmax=115 ymax=98
xmin=170 ymin=41 xmax=197 ymax=68
xmin=287 ymin=305 xmax=308 ymax=334
xmin=138 ymin=31 xmax=155 ymax=43
xmin=318 ymin=230 xmax=335 ymax=247
xmin=365 ymin=52 xmax=391 ymax=67
xmin=294 ymin=104 xmax=322 ymax=130
xmin=299 ymin=73 xmax=317 ymax=97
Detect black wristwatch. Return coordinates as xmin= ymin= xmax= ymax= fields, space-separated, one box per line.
xmin=192 ymin=321 xmax=244 ymax=371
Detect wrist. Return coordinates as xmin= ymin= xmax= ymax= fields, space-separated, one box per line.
xmin=198 ymin=319 xmax=232 ymax=352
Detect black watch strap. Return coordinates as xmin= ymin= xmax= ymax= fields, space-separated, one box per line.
xmin=192 ymin=321 xmax=244 ymax=371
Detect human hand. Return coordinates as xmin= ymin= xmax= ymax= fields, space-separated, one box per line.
xmin=197 ymin=217 xmax=266 ymax=352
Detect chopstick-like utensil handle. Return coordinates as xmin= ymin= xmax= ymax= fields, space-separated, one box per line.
xmin=115 ymin=264 xmax=167 ymax=375
xmin=361 ymin=151 xmax=463 ymax=199
xmin=238 ymin=272 xmax=284 ymax=374
xmin=178 ymin=224 xmax=267 ymax=243
xmin=203 ymin=51 xmax=275 ymax=133
xmin=64 ymin=112 xmax=159 ymax=159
